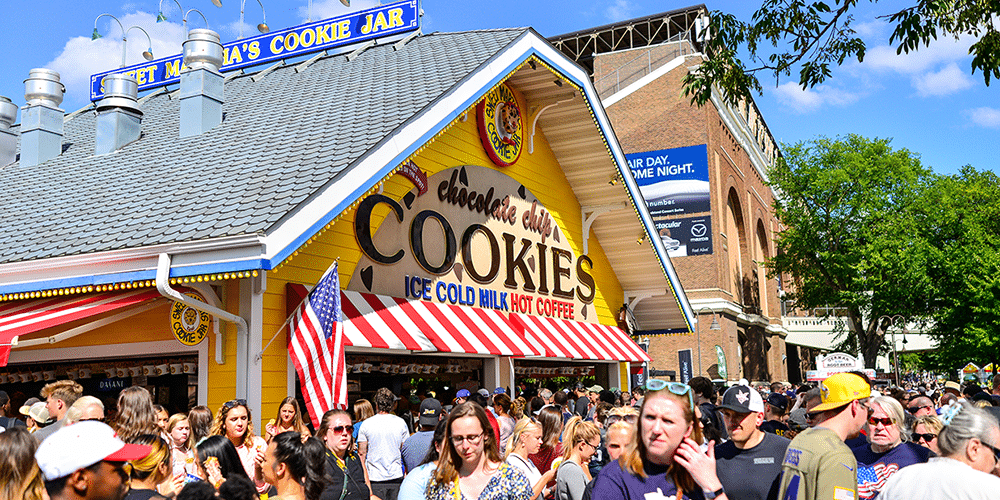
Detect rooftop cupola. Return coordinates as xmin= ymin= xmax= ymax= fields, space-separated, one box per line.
xmin=0 ymin=96 xmax=17 ymax=167
xmin=20 ymin=68 xmax=65 ymax=167
xmin=180 ymin=29 xmax=224 ymax=137
xmin=95 ymin=73 xmax=143 ymax=155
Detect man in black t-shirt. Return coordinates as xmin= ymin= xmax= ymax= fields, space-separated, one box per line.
xmin=715 ymin=385 xmax=791 ymax=500
xmin=760 ymin=392 xmax=792 ymax=438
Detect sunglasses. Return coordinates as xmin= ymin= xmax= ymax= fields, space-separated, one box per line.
xmin=606 ymin=414 xmax=638 ymax=424
xmin=907 ymin=405 xmax=931 ymax=414
xmin=984 ymin=441 xmax=1000 ymax=463
xmin=328 ymin=425 xmax=351 ymax=434
xmin=805 ymin=411 xmax=821 ymax=421
xmin=911 ymin=432 xmax=937 ymax=442
xmin=868 ymin=416 xmax=895 ymax=427
xmin=223 ymin=399 xmax=248 ymax=410
xmin=646 ymin=379 xmax=694 ymax=410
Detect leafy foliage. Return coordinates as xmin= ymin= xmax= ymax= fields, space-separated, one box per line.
xmin=683 ymin=0 xmax=999 ymax=106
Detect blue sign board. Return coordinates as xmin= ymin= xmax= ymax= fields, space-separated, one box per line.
xmin=654 ymin=214 xmax=713 ymax=257
xmin=626 ymin=144 xmax=710 ymax=216
xmin=90 ymin=0 xmax=418 ymax=101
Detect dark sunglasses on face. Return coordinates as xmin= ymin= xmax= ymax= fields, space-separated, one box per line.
xmin=983 ymin=440 xmax=1000 ymax=463
xmin=911 ymin=432 xmax=937 ymax=442
xmin=805 ymin=411 xmax=821 ymax=421
xmin=868 ymin=416 xmax=895 ymax=426
xmin=907 ymin=405 xmax=931 ymax=414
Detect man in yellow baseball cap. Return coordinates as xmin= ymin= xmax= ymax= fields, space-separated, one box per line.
xmin=777 ymin=372 xmax=872 ymax=500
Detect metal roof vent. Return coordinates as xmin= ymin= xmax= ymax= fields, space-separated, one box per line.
xmin=20 ymin=68 xmax=65 ymax=167
xmin=95 ymin=73 xmax=143 ymax=155
xmin=180 ymin=28 xmax=224 ymax=137
xmin=0 ymin=96 xmax=17 ymax=167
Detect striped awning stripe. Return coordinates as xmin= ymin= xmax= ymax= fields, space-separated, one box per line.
xmin=510 ymin=313 xmax=651 ymax=362
xmin=0 ymin=289 xmax=162 ymax=341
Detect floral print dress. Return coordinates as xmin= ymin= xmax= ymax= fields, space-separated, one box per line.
xmin=426 ymin=462 xmax=532 ymax=500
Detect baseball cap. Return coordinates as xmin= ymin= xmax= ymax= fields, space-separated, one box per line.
xmin=494 ymin=387 xmax=506 ymax=395
xmin=811 ymin=372 xmax=872 ymax=412
xmin=766 ymin=393 xmax=789 ymax=412
xmin=19 ymin=397 xmax=41 ymax=416
xmin=418 ymin=398 xmax=442 ymax=427
xmin=455 ymin=389 xmax=471 ymax=399
xmin=718 ymin=385 xmax=764 ymax=413
xmin=587 ymin=385 xmax=604 ymax=393
xmin=35 ymin=421 xmax=151 ymax=481
xmin=28 ymin=401 xmax=53 ymax=425
xmin=477 ymin=388 xmax=490 ymax=398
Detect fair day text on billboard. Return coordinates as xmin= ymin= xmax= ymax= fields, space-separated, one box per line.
xmin=90 ymin=0 xmax=418 ymax=101
xmin=626 ymin=144 xmax=710 ymax=217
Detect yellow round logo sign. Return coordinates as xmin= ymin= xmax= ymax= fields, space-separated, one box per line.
xmin=170 ymin=291 xmax=210 ymax=346
xmin=477 ymin=83 xmax=523 ymax=167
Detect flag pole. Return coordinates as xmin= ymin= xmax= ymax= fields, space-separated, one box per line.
xmin=253 ymin=257 xmax=340 ymax=364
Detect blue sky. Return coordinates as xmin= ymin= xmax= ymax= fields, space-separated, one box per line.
xmin=2 ymin=0 xmax=996 ymax=176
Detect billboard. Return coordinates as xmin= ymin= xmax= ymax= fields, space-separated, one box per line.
xmin=626 ymin=144 xmax=710 ymax=217
xmin=653 ymin=215 xmax=712 ymax=258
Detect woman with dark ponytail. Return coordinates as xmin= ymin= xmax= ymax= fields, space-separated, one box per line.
xmin=261 ymin=431 xmax=324 ymax=500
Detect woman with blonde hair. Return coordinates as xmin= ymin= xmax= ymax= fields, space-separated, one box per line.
xmin=911 ymin=414 xmax=943 ymax=454
xmin=854 ymin=395 xmax=931 ymax=498
xmin=592 ymin=379 xmax=727 ymax=499
xmin=114 ymin=386 xmax=161 ymax=442
xmin=265 ymin=397 xmax=311 ymax=442
xmin=124 ymin=434 xmax=183 ymax=500
xmin=351 ymin=398 xmax=374 ymax=441
xmin=167 ymin=413 xmax=198 ymax=476
xmin=0 ymin=427 xmax=45 ymax=500
xmin=554 ymin=417 xmax=600 ymax=500
xmin=425 ymin=402 xmax=532 ymax=500
xmin=212 ymin=398 xmax=269 ymax=494
xmin=505 ymin=418 xmax=556 ymax=500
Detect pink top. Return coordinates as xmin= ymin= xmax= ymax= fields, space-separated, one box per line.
xmin=235 ymin=435 xmax=269 ymax=493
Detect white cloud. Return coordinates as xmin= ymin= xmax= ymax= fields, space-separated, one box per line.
xmin=45 ymin=11 xmax=185 ymax=106
xmin=299 ymin=0 xmax=381 ymax=22
xmin=774 ymin=82 xmax=861 ymax=113
xmin=967 ymin=107 xmax=1000 ymax=128
xmin=864 ymin=35 xmax=975 ymax=74
xmin=851 ymin=19 xmax=888 ymax=38
xmin=605 ymin=0 xmax=635 ymax=22
xmin=913 ymin=62 xmax=974 ymax=96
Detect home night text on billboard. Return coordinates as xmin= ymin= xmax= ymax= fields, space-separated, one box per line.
xmin=626 ymin=144 xmax=710 ymax=217
xmin=90 ymin=0 xmax=418 ymax=101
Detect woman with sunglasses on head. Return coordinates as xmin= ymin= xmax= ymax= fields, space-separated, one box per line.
xmin=426 ymin=402 xmax=532 ymax=500
xmin=911 ymin=415 xmax=942 ymax=454
xmin=505 ymin=418 xmax=557 ymax=500
xmin=554 ymin=416 xmax=600 ymax=500
xmin=212 ymin=399 xmax=269 ymax=495
xmin=318 ymin=409 xmax=372 ymax=500
xmin=852 ymin=396 xmax=931 ymax=500
xmin=592 ymin=379 xmax=729 ymax=500
xmin=265 ymin=397 xmax=311 ymax=443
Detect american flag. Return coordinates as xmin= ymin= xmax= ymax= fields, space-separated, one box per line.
xmin=288 ymin=263 xmax=347 ymax=427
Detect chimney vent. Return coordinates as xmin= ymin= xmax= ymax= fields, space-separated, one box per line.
xmin=180 ymin=29 xmax=224 ymax=137
xmin=21 ymin=68 xmax=65 ymax=167
xmin=0 ymin=96 xmax=17 ymax=167
xmin=95 ymin=73 xmax=143 ymax=155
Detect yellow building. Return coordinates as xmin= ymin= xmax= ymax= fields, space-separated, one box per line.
xmin=0 ymin=10 xmax=693 ymax=428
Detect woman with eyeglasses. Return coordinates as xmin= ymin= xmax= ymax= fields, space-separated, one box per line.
xmin=911 ymin=415 xmax=942 ymax=454
xmin=852 ymin=396 xmax=931 ymax=500
xmin=212 ymin=399 xmax=269 ymax=494
xmin=318 ymin=409 xmax=372 ymax=500
xmin=265 ymin=397 xmax=311 ymax=443
xmin=591 ymin=379 xmax=729 ymax=500
xmin=505 ymin=418 xmax=556 ymax=500
xmin=426 ymin=402 xmax=532 ymax=500
xmin=124 ymin=434 xmax=183 ymax=500
xmin=554 ymin=416 xmax=600 ymax=500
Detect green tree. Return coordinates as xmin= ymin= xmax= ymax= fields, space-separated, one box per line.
xmin=683 ymin=0 xmax=1000 ymax=106
xmin=768 ymin=134 xmax=935 ymax=368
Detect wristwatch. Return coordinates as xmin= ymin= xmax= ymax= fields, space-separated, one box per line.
xmin=704 ymin=486 xmax=725 ymax=499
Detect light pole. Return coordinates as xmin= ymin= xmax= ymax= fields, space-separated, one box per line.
xmin=239 ymin=0 xmax=269 ymax=39
xmin=696 ymin=307 xmax=721 ymax=376
xmin=878 ymin=314 xmax=907 ymax=386
xmin=92 ymin=14 xmax=155 ymax=68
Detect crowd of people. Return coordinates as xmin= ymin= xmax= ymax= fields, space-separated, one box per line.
xmin=2 ymin=373 xmax=1000 ymax=500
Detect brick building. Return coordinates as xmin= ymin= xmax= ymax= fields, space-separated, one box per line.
xmin=551 ymin=6 xmax=790 ymax=383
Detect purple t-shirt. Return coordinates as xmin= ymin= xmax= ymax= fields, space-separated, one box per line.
xmin=852 ymin=442 xmax=931 ymax=499
xmin=591 ymin=460 xmax=704 ymax=500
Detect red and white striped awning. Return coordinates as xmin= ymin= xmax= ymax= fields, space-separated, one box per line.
xmin=0 ymin=289 xmax=162 ymax=365
xmin=341 ymin=290 xmax=543 ymax=357
xmin=510 ymin=313 xmax=651 ymax=363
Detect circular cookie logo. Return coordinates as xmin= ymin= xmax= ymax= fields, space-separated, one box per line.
xmin=170 ymin=291 xmax=210 ymax=346
xmin=477 ymin=83 xmax=523 ymax=167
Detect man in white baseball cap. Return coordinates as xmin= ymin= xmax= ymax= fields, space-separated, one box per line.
xmin=35 ymin=420 xmax=151 ymax=500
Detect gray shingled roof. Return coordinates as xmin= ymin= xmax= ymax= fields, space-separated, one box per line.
xmin=0 ymin=28 xmax=527 ymax=264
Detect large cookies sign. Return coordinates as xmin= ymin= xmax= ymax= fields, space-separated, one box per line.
xmin=352 ymin=165 xmax=599 ymax=321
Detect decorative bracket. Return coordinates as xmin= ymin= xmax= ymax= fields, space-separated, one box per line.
xmin=581 ymin=202 xmax=627 ymax=254
xmin=527 ymin=92 xmax=577 ymax=154
xmin=623 ymin=289 xmax=667 ymax=332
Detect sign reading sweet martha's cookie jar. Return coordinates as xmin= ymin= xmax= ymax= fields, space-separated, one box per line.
xmin=352 ymin=164 xmax=600 ymax=322
xmin=477 ymin=83 xmax=523 ymax=167
xmin=170 ymin=291 xmax=210 ymax=346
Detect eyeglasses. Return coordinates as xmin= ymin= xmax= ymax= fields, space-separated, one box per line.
xmin=451 ymin=432 xmax=484 ymax=445
xmin=805 ymin=411 xmax=821 ymax=421
xmin=327 ymin=425 xmax=351 ymax=434
xmin=911 ymin=432 xmax=937 ymax=443
xmin=581 ymin=441 xmax=600 ymax=451
xmin=646 ymin=379 xmax=694 ymax=410
xmin=982 ymin=440 xmax=1000 ymax=463
xmin=907 ymin=405 xmax=931 ymax=414
xmin=868 ymin=416 xmax=895 ymax=427
xmin=606 ymin=414 xmax=638 ymax=425
xmin=223 ymin=399 xmax=247 ymax=410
